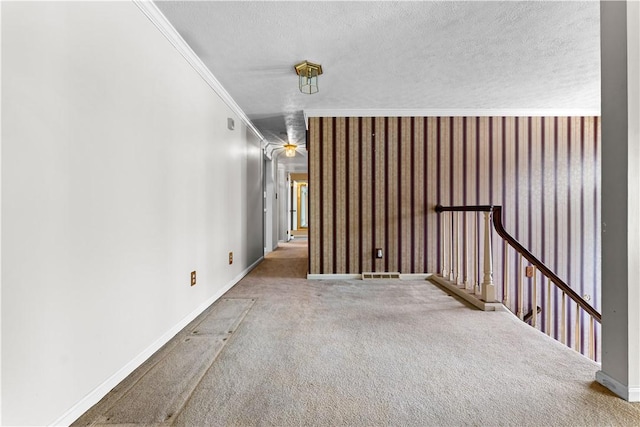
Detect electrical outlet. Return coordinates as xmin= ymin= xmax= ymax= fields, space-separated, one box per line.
xmin=229 ymin=252 xmax=233 ymax=265
xmin=375 ymin=248 xmax=383 ymax=259
xmin=525 ymin=266 xmax=534 ymax=278
xmin=191 ymin=271 xmax=196 ymax=286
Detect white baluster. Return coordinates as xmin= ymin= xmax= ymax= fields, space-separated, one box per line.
xmin=463 ymin=212 xmax=470 ymax=290
xmin=561 ymin=292 xmax=567 ymax=345
xmin=517 ymin=254 xmax=524 ymax=319
xmin=546 ymin=277 xmax=552 ymax=336
xmin=481 ymin=211 xmax=496 ymax=302
xmin=575 ymin=303 xmax=581 ymax=353
xmin=451 ymin=212 xmax=460 ymax=285
xmin=589 ymin=316 xmax=595 ymax=360
xmin=474 ymin=214 xmax=479 ymax=294
xmin=502 ymin=240 xmax=509 ymax=305
xmin=441 ymin=212 xmax=447 ymax=278
xmin=532 ymin=267 xmax=538 ymax=328
xmin=449 ymin=213 xmax=455 ymax=282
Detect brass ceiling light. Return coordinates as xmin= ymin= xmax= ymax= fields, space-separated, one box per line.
xmin=294 ymin=60 xmax=323 ymax=94
xmin=283 ymin=143 xmax=297 ymax=157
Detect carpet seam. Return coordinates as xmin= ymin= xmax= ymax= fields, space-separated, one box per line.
xmin=84 ymin=328 xmax=187 ymax=425
xmin=168 ymin=298 xmax=257 ymax=425
xmin=82 ymin=299 xmax=252 ymax=426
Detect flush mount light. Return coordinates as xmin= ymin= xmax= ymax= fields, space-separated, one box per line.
xmin=294 ymin=60 xmax=323 ymax=94
xmin=283 ymin=143 xmax=297 ymax=157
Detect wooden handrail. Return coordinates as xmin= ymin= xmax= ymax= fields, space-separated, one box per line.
xmin=435 ymin=205 xmax=493 ymax=212
xmin=435 ymin=204 xmax=601 ymax=323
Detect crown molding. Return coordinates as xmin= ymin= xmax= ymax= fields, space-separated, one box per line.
xmin=133 ymin=0 xmax=265 ymax=142
xmin=303 ymin=108 xmax=601 ymax=128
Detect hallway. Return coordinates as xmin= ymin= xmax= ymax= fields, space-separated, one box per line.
xmin=74 ymin=242 xmax=640 ymax=426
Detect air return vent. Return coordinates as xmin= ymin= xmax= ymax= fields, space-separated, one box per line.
xmin=361 ymin=272 xmax=401 ymax=280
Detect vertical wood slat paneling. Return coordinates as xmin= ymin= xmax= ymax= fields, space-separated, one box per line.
xmin=374 ymin=118 xmax=385 ymax=271
xmin=348 ymin=118 xmax=360 ymax=273
xmin=335 ymin=118 xmax=347 ymax=274
xmin=556 ymin=118 xmax=570 ymax=300
xmin=388 ymin=118 xmax=400 ymax=273
xmin=530 ymin=117 xmax=543 ymax=264
xmin=309 ymin=118 xmax=321 ymax=274
xmin=583 ymin=117 xmax=597 ymax=308
xmin=503 ymin=118 xmax=518 ymax=305
xmin=426 ymin=118 xmax=438 ymax=273
xmin=570 ymin=117 xmax=583 ymax=297
xmin=530 ymin=117 xmax=543 ymax=324
xmin=361 ymin=118 xmax=373 ymax=273
xmin=491 ymin=118 xmax=504 ymax=293
xmin=322 ymin=118 xmax=333 ymax=274
xmin=518 ymin=118 xmax=530 ymax=311
xmin=467 ymin=119 xmax=478 ymax=284
xmin=399 ymin=118 xmax=412 ymax=273
xmin=308 ymin=116 xmax=601 ymax=311
xmin=414 ymin=118 xmax=425 ymax=273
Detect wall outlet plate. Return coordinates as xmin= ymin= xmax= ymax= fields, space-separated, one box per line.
xmin=191 ymin=271 xmax=196 ymax=286
xmin=525 ymin=266 xmax=534 ymax=278
xmin=229 ymin=252 xmax=233 ymax=265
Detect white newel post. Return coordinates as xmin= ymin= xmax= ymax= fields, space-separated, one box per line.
xmin=481 ymin=211 xmax=496 ymax=302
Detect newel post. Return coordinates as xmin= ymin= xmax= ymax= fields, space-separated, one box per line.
xmin=481 ymin=211 xmax=496 ymax=302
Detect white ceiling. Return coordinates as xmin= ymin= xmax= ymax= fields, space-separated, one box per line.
xmin=154 ymin=1 xmax=601 ymax=149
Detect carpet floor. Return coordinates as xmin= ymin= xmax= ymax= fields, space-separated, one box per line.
xmin=74 ymin=240 xmax=640 ymax=426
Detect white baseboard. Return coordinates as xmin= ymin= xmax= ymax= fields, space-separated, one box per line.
xmin=307 ymin=273 xmax=433 ymax=281
xmin=307 ymin=273 xmax=362 ymax=280
xmin=596 ymin=370 xmax=640 ymax=402
xmin=428 ymin=275 xmax=503 ymax=312
xmin=50 ymin=257 xmax=263 ymax=427
xmin=399 ymin=273 xmax=432 ymax=280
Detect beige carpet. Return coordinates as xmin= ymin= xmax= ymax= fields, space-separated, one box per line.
xmin=74 ymin=241 xmax=640 ymax=426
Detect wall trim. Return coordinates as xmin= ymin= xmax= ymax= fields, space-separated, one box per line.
xmin=428 ymin=275 xmax=504 ymax=312
xmin=50 ymin=256 xmax=264 ymax=427
xmin=596 ymin=370 xmax=640 ymax=402
xmin=307 ymin=273 xmax=433 ymax=281
xmin=399 ymin=273 xmax=432 ymax=280
xmin=303 ymin=109 xmax=602 ymax=129
xmin=307 ymin=274 xmax=362 ymax=280
xmin=132 ymin=0 xmax=264 ymax=143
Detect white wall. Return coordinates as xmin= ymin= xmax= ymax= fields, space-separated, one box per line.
xmin=292 ymin=181 xmax=299 ymax=231
xmin=278 ymin=165 xmax=289 ymax=242
xmin=598 ymin=0 xmax=640 ymax=401
xmin=1 ymin=2 xmax=263 ymax=425
xmin=264 ymin=158 xmax=277 ymax=253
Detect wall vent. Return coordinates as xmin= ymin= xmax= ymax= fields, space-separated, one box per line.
xmin=361 ymin=272 xmax=401 ymax=280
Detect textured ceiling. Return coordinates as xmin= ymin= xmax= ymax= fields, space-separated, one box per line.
xmin=155 ymin=1 xmax=600 ymax=149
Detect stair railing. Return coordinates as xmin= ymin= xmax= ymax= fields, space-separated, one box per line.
xmin=435 ymin=204 xmax=601 ymax=361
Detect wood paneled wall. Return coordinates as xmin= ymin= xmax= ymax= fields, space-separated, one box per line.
xmin=308 ymin=116 xmax=601 ymax=309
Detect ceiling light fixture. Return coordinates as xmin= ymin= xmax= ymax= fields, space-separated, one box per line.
xmin=294 ymin=60 xmax=323 ymax=95
xmin=283 ymin=143 xmax=297 ymax=157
